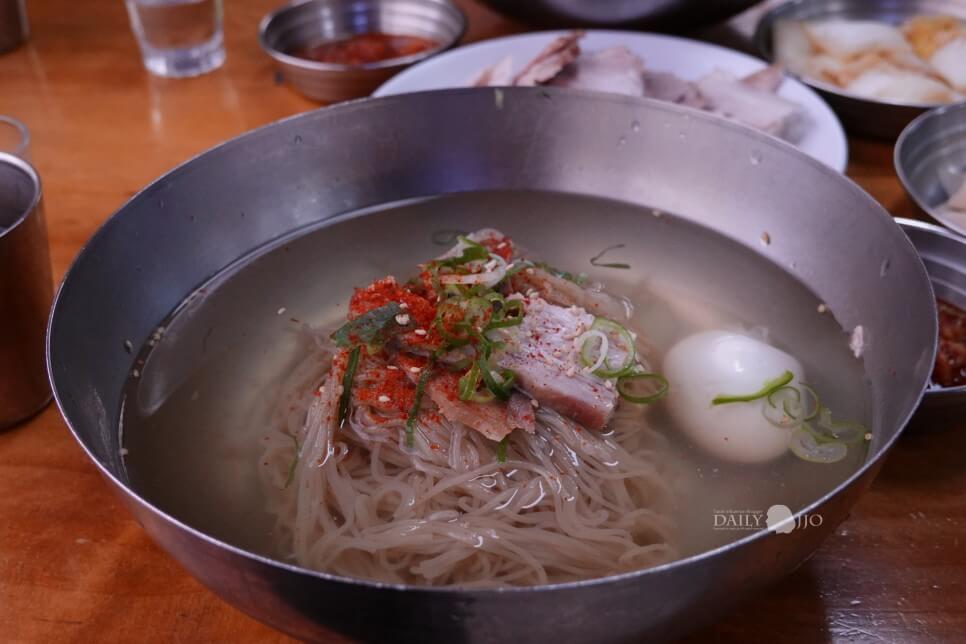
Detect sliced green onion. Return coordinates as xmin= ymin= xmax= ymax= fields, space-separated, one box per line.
xmin=485 ymin=298 xmax=525 ymax=331
xmin=330 ymin=302 xmax=401 ymax=348
xmin=337 ymin=346 xmax=361 ymax=428
xmin=617 ymin=372 xmax=669 ymax=404
xmin=789 ymin=427 xmax=847 ymax=464
xmin=495 ymin=436 xmax=509 ymax=463
xmin=283 ymin=433 xmax=299 ymax=488
xmin=799 ymin=384 xmax=821 ymax=421
xmin=578 ymin=317 xmax=636 ymax=378
xmin=589 ymin=244 xmax=631 ymax=269
xmin=762 ymin=386 xmax=803 ymax=429
xmin=405 ymin=362 xmax=433 ymax=448
xmin=458 ymin=362 xmax=482 ymax=401
xmin=479 ymin=361 xmax=515 ymax=401
xmin=712 ymin=370 xmax=794 ymax=406
xmin=815 ymin=407 xmax=867 ymax=444
xmin=437 ymin=236 xmax=489 ymax=267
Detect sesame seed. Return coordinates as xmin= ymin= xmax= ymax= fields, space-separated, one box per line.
xmin=409 ymin=366 xmax=421 ymax=373
xmin=864 ymin=433 xmax=872 ymax=441
xmin=817 ymin=303 xmax=828 ymax=313
xmin=484 ymin=259 xmax=498 ymax=271
xmin=760 ymin=232 xmax=771 ymax=246
xmin=530 ymin=399 xmax=540 ymax=408
xmin=277 ymin=307 xmax=286 ymax=315
xmin=131 ymin=369 xmax=141 ymax=379
xmin=378 ymin=395 xmax=391 ymax=403
xmin=525 ymin=268 xmax=534 ymax=274
xmin=497 ymin=241 xmax=508 ymax=249
xmin=414 ymin=328 xmax=427 ymax=336
xmin=123 ymin=340 xmax=133 ymax=353
xmin=386 ymin=365 xmax=399 ymax=371
xmin=395 ymin=313 xmax=410 ymax=325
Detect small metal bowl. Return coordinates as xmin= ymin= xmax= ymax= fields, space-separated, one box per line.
xmin=754 ymin=0 xmax=966 ymax=140
xmin=896 ymin=102 xmax=966 ymax=237
xmin=258 ymin=0 xmax=466 ymax=103
xmin=897 ymin=218 xmax=966 ymax=420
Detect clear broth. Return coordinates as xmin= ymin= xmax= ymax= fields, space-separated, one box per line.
xmin=120 ymin=191 xmax=870 ymax=564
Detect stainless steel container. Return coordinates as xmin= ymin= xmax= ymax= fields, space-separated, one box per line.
xmin=753 ymin=0 xmax=966 ymax=140
xmin=0 ymin=0 xmax=29 ymax=54
xmin=477 ymin=0 xmax=759 ymax=30
xmin=897 ymin=218 xmax=966 ymax=421
xmin=258 ymin=0 xmax=466 ymax=103
xmin=1 ymin=153 xmax=52 ymax=428
xmin=48 ymin=89 xmax=935 ymax=643
xmin=895 ymin=102 xmax=966 ymax=237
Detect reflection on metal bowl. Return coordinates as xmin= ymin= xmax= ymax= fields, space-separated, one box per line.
xmin=48 ymin=89 xmax=935 ymax=643
xmin=477 ymin=0 xmax=759 ymax=30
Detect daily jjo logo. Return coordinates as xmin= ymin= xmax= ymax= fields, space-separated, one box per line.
xmin=713 ymin=505 xmax=823 ymax=534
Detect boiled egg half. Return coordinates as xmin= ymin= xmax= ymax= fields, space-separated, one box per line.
xmin=662 ymin=330 xmax=805 ymax=464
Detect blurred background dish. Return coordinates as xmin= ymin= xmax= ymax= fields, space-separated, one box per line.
xmin=476 ymin=0 xmax=760 ymax=30
xmin=896 ymin=218 xmax=966 ymax=423
xmin=896 ymin=102 xmax=966 ymax=237
xmin=754 ymin=0 xmax=966 ymax=140
xmin=376 ymin=29 xmax=849 ymax=171
xmin=259 ymin=0 xmax=466 ymax=102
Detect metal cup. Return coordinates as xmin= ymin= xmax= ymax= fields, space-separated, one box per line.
xmin=0 ymin=0 xmax=29 ymax=54
xmin=0 ymin=152 xmax=52 ymax=428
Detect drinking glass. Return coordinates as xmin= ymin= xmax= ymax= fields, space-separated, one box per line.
xmin=124 ymin=0 xmax=225 ymax=78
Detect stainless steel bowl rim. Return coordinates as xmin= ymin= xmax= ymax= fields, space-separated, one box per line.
xmin=257 ymin=0 xmax=467 ymax=73
xmin=896 ymin=216 xmax=966 ymax=400
xmin=752 ymin=0 xmax=962 ymax=110
xmin=895 ymin=102 xmax=966 ymax=234
xmin=0 ymin=151 xmax=42 ymax=241
xmin=47 ymin=88 xmax=934 ymax=597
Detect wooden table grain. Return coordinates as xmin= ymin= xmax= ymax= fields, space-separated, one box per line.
xmin=0 ymin=1 xmax=961 ymax=642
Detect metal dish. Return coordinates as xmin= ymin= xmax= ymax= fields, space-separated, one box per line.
xmin=476 ymin=0 xmax=759 ymax=30
xmin=47 ymin=89 xmax=936 ymax=643
xmin=897 ymin=218 xmax=966 ymax=420
xmin=896 ymin=102 xmax=966 ymax=237
xmin=753 ymin=0 xmax=966 ymax=140
xmin=258 ymin=0 xmax=466 ymax=103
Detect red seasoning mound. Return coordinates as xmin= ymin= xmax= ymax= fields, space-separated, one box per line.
xmin=291 ymin=33 xmax=436 ymax=66
xmin=934 ymin=298 xmax=966 ymax=388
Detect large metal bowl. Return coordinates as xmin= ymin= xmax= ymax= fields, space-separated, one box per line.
xmin=753 ymin=0 xmax=966 ymax=140
xmin=48 ymin=89 xmax=936 ymax=643
xmin=476 ymin=0 xmax=759 ymax=30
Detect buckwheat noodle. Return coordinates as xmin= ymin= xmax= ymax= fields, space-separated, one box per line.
xmin=259 ymin=326 xmax=677 ymax=587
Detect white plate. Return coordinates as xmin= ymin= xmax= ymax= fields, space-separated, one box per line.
xmin=375 ymin=30 xmax=849 ymax=172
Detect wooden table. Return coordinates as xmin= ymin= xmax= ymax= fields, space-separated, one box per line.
xmin=0 ymin=1 xmax=961 ymax=642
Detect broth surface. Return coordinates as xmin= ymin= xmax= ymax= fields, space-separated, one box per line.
xmin=120 ymin=191 xmax=870 ymax=564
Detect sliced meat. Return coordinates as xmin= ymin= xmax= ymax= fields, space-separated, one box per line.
xmin=492 ymin=297 xmax=620 ymax=431
xmin=507 ymin=392 xmax=537 ymax=433
xmin=695 ymin=69 xmax=807 ymax=142
xmin=642 ymin=69 xmax=706 ymax=108
xmin=509 ymin=266 xmax=630 ymax=322
xmin=472 ymin=55 xmax=515 ymax=87
xmin=740 ymin=64 xmax=785 ymax=93
xmin=512 ymin=32 xmax=583 ymax=86
xmin=394 ymin=354 xmax=530 ymax=441
xmin=548 ymin=46 xmax=645 ymax=97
